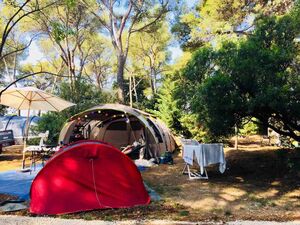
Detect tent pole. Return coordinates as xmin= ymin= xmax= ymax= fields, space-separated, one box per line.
xmin=129 ymin=75 xmax=133 ymax=108
xmin=22 ymin=101 xmax=31 ymax=169
xmin=235 ymin=124 xmax=238 ymax=150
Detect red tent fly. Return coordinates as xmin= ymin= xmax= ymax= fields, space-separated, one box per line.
xmin=30 ymin=140 xmax=150 ymax=215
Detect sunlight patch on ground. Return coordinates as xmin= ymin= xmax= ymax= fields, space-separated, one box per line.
xmin=256 ymin=189 xmax=279 ymax=198
xmin=271 ymin=181 xmax=281 ymax=186
xmin=219 ymin=187 xmax=247 ymax=202
xmin=169 ymin=197 xmax=228 ymax=210
xmin=282 ymin=189 xmax=300 ymax=202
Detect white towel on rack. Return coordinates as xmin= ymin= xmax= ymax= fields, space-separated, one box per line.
xmin=194 ymin=144 xmax=226 ymax=174
xmin=182 ymin=145 xmax=197 ymax=165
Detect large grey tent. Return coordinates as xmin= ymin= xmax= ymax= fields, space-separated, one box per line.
xmin=58 ymin=104 xmax=176 ymax=159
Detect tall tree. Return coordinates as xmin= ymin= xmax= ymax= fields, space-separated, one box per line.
xmin=84 ymin=0 xmax=169 ymax=103
xmin=83 ymin=35 xmax=114 ymax=89
xmin=129 ymin=22 xmax=170 ymax=98
xmin=175 ymin=4 xmax=300 ymax=141
xmin=27 ymin=0 xmax=110 ymax=93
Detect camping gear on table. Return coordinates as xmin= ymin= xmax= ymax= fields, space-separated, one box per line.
xmin=23 ymin=131 xmax=60 ymax=171
xmin=0 ymin=87 xmax=75 ymax=168
xmin=181 ymin=139 xmax=226 ymax=179
xmin=59 ymin=104 xmax=176 ymax=161
xmin=30 ymin=140 xmax=150 ymax=215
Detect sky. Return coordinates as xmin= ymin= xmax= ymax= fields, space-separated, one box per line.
xmin=21 ymin=42 xmax=45 ymax=65
xmin=22 ymin=39 xmax=184 ymax=65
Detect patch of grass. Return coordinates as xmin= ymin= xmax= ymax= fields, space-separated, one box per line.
xmin=269 ymin=202 xmax=277 ymax=207
xmin=59 ymin=214 xmax=71 ymax=219
xmin=178 ymin=210 xmax=189 ymax=216
xmin=82 ymin=214 xmax=94 ymax=220
xmin=211 ymin=207 xmax=223 ymax=214
xmin=104 ymin=215 xmax=113 ymax=221
xmin=170 ymin=186 xmax=182 ymax=192
xmin=248 ymin=194 xmax=273 ymax=207
xmin=172 ymin=203 xmax=186 ymax=210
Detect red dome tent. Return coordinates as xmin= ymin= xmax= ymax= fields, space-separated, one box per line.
xmin=30 ymin=140 xmax=150 ymax=215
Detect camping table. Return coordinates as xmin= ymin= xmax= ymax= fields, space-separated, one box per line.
xmin=182 ymin=141 xmax=226 ymax=180
xmin=25 ymin=145 xmax=59 ymax=171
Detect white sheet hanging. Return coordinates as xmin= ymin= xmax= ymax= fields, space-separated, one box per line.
xmin=182 ymin=141 xmax=226 ymax=176
xmin=194 ymin=144 xmax=226 ymax=174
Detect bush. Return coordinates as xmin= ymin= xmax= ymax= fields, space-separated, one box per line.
xmin=36 ymin=112 xmax=68 ymax=144
xmin=239 ymin=118 xmax=260 ymax=136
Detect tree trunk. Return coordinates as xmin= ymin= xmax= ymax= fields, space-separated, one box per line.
xmin=150 ymin=68 xmax=156 ymax=97
xmin=117 ymin=54 xmax=126 ymax=103
xmin=129 ymin=75 xmax=133 ymax=107
xmin=133 ymin=74 xmax=138 ymax=103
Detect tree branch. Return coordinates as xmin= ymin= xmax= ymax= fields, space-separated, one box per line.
xmin=131 ymin=1 xmax=169 ymax=33
xmin=1 ymin=34 xmax=37 ymax=60
xmin=0 ymin=71 xmax=70 ymax=98
xmin=254 ymin=116 xmax=300 ymax=141
xmin=0 ymin=0 xmax=31 ymax=55
xmin=0 ymin=0 xmax=58 ymax=61
xmin=118 ymin=2 xmax=132 ymax=40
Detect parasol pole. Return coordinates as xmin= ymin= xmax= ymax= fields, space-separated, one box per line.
xmin=22 ymin=101 xmax=31 ymax=169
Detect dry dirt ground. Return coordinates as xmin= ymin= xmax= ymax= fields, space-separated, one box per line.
xmin=0 ymin=136 xmax=300 ymax=222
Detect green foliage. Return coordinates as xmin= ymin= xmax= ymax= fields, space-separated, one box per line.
xmin=36 ymin=81 xmax=115 ymax=144
xmin=0 ymin=106 xmax=7 ymax=115
xmin=174 ymin=5 xmax=300 ymax=141
xmin=173 ymin=46 xmax=215 ymax=110
xmin=50 ymin=21 xmax=75 ymax=43
xmin=155 ymin=75 xmax=182 ymax=132
xmin=64 ymin=0 xmax=76 ymax=9
xmin=36 ymin=112 xmax=68 ymax=144
xmin=173 ymin=0 xmax=295 ymax=51
xmin=171 ymin=20 xmax=203 ymax=51
xmin=192 ymin=73 xmax=244 ymax=137
xmin=128 ymin=21 xmax=171 ymax=101
xmin=154 ymin=74 xmax=195 ymax=138
xmin=179 ymin=113 xmax=208 ymax=142
xmin=26 ymin=137 xmax=41 ymax=145
xmin=239 ymin=118 xmax=260 ymax=135
xmin=58 ymin=80 xmax=115 ymax=115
